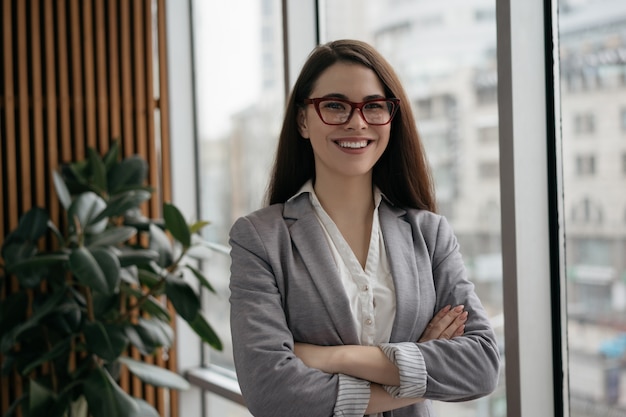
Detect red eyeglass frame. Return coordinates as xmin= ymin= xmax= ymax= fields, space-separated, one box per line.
xmin=303 ymin=97 xmax=401 ymax=126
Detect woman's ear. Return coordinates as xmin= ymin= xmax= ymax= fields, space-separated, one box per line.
xmin=297 ymin=108 xmax=310 ymax=139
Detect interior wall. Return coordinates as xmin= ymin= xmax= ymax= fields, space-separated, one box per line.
xmin=0 ymin=0 xmax=176 ymax=415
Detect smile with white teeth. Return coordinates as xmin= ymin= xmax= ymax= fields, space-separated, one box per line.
xmin=336 ymin=140 xmax=369 ymax=149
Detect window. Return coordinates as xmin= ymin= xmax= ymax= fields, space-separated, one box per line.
xmin=575 ymin=154 xmax=596 ymax=176
xmin=168 ymin=1 xmax=626 ymax=416
xmin=574 ymin=112 xmax=595 ymax=134
xmin=478 ymin=125 xmax=499 ymax=143
xmin=478 ymin=160 xmax=500 ymax=179
xmin=559 ymin=0 xmax=626 ymax=414
xmin=190 ymin=0 xmax=284 ymax=415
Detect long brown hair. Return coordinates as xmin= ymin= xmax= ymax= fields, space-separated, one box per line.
xmin=266 ymin=39 xmax=437 ymax=212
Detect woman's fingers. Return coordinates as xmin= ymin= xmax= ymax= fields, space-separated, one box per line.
xmin=419 ymin=305 xmax=467 ymax=342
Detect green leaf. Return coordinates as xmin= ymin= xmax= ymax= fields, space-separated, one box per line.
xmin=189 ymin=220 xmax=211 ymax=234
xmin=52 ymin=170 xmax=72 ymax=210
xmin=107 ymin=155 xmax=148 ymax=194
xmin=91 ymin=190 xmax=152 ymax=223
xmin=69 ymin=247 xmax=109 ymax=294
xmin=189 ymin=313 xmax=223 ymax=351
xmin=118 ymin=356 xmax=189 ymax=390
xmin=83 ymin=366 xmax=141 ymax=417
xmin=6 ymin=253 xmax=68 ymax=273
xmin=137 ymin=268 xmax=162 ymax=289
xmin=1 ymin=288 xmax=68 ymax=353
xmin=117 ymin=249 xmax=160 ymax=267
xmin=90 ymin=247 xmax=121 ymax=294
xmin=15 ymin=207 xmax=49 ymax=241
xmin=0 ymin=292 xmax=28 ymax=334
xmin=103 ymin=140 xmax=120 ymax=170
xmin=83 ymin=322 xmax=129 ymax=362
xmin=69 ymin=159 xmax=90 ymax=184
xmin=185 ymin=264 xmax=216 ymax=294
xmin=21 ymin=337 xmax=72 ymax=375
xmin=133 ymin=398 xmax=161 ymax=417
xmin=140 ymin=296 xmax=171 ymax=322
xmin=86 ymin=226 xmax=137 ymax=247
xmin=67 ymin=191 xmax=108 ymax=235
xmin=148 ymin=223 xmax=174 ymax=268
xmin=120 ymin=266 xmax=140 ymax=285
xmin=164 ymin=276 xmax=200 ymax=322
xmin=133 ymin=318 xmax=171 ymax=354
xmin=29 ymin=379 xmax=56 ymax=416
xmin=163 ymin=203 xmax=191 ymax=248
xmin=47 ymin=220 xmax=65 ymax=247
xmin=88 ymin=147 xmax=108 ymax=193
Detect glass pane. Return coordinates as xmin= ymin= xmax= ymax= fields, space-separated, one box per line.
xmin=192 ymin=0 xmax=285 ymax=371
xmin=321 ymin=0 xmax=505 ymax=416
xmin=558 ymin=0 xmax=626 ymax=415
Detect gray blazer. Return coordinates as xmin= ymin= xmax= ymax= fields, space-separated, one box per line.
xmin=229 ymin=193 xmax=500 ymax=417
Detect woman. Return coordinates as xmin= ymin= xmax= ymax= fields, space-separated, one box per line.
xmin=229 ymin=39 xmax=500 ymax=417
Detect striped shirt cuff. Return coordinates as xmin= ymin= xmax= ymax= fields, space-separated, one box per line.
xmin=333 ymin=374 xmax=370 ymax=417
xmin=379 ymin=342 xmax=427 ymax=398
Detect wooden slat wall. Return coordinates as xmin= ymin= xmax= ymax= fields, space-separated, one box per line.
xmin=0 ymin=0 xmax=176 ymax=416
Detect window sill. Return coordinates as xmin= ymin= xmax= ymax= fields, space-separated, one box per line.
xmin=185 ymin=365 xmax=246 ymax=407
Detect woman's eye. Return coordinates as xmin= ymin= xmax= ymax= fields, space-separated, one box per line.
xmin=364 ymin=102 xmax=384 ymax=110
xmin=322 ymin=101 xmax=347 ymax=111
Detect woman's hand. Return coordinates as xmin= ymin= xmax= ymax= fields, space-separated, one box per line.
xmin=418 ymin=305 xmax=467 ymax=342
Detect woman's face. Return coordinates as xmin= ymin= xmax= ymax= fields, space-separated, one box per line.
xmin=298 ymin=62 xmax=391 ymax=183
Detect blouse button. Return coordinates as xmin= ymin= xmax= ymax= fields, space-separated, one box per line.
xmin=365 ymin=318 xmax=372 ymax=326
xmin=363 ymin=285 xmax=369 ymax=291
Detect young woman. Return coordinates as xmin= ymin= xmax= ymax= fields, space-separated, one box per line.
xmin=229 ymin=39 xmax=500 ymax=417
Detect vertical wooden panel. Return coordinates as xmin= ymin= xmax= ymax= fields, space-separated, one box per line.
xmin=57 ymin=0 xmax=72 ymax=163
xmin=144 ymin=0 xmax=159 ymax=219
xmin=107 ymin=0 xmax=121 ymax=140
xmin=95 ymin=0 xmax=108 ymax=150
xmin=31 ymin=0 xmax=47 ymax=209
xmin=1 ymin=9 xmax=16 ymax=416
xmin=120 ymin=0 xmax=134 ymax=157
xmin=82 ymin=0 xmax=96 ymax=150
xmin=133 ymin=0 xmax=147 ymax=160
xmin=1 ymin=0 xmax=175 ymax=415
xmin=44 ymin=0 xmax=60 ymax=224
xmin=69 ymin=0 xmax=84 ymax=160
xmin=157 ymin=0 xmax=171 ymax=205
xmin=17 ymin=0 xmax=32 ymax=212
xmin=2 ymin=0 xmax=18 ymax=231
xmin=156 ymin=1 xmax=176 ymax=415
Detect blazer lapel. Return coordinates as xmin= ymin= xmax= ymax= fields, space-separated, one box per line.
xmin=284 ymin=195 xmax=360 ymax=345
xmin=379 ymin=202 xmax=421 ymax=342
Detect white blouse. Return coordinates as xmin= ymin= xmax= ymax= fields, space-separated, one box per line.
xmin=292 ymin=181 xmax=426 ymax=417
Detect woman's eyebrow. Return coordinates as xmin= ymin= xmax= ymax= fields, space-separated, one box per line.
xmin=319 ymin=93 xmax=386 ymax=100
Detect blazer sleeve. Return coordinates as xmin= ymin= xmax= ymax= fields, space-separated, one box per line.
xmin=416 ymin=215 xmax=501 ymax=401
xmin=229 ymin=215 xmax=341 ymax=417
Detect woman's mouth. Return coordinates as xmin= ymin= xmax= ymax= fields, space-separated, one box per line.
xmin=335 ymin=140 xmax=370 ymax=149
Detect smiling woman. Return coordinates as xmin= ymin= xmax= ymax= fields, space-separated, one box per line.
xmin=228 ymin=39 xmax=500 ymax=417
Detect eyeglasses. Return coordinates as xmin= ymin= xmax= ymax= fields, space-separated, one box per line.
xmin=303 ymin=97 xmax=400 ymax=126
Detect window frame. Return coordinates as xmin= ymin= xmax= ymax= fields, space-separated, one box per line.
xmin=497 ymin=0 xmax=566 ymax=415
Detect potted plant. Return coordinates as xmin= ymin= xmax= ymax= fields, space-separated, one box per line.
xmin=0 ymin=141 xmax=222 ymax=417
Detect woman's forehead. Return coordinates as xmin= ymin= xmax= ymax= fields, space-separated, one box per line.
xmin=310 ymin=62 xmax=385 ymax=98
